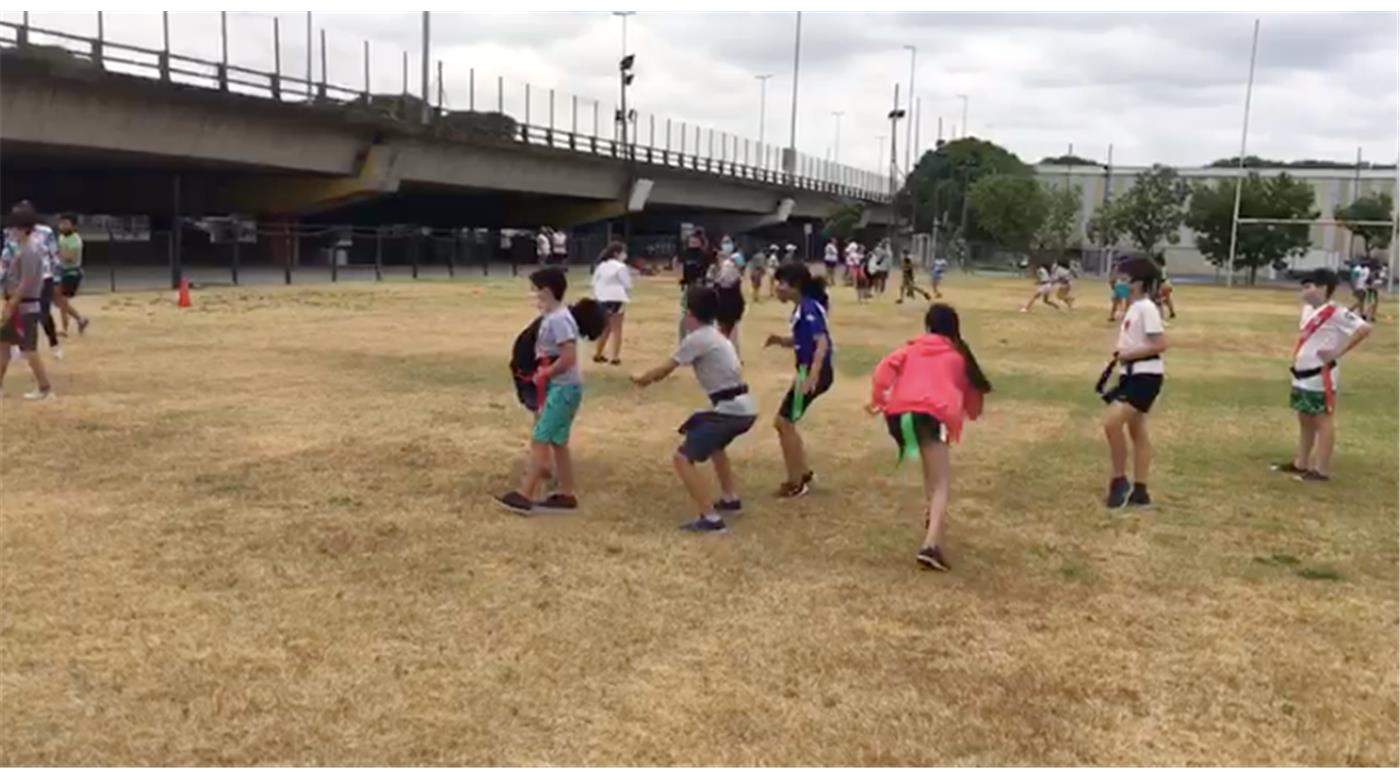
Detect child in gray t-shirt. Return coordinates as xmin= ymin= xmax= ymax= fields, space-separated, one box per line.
xmin=632 ymin=287 xmax=757 ymax=534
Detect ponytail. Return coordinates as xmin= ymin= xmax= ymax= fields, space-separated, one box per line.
xmin=774 ymin=261 xmax=831 ymax=310
xmin=924 ymin=303 xmax=991 ymax=394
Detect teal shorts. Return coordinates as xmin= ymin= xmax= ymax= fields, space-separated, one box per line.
xmin=533 ymin=383 xmax=582 ymax=445
xmin=1112 ymin=282 xmax=1130 ymax=300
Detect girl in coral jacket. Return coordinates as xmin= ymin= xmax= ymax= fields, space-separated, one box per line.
xmin=867 ymin=303 xmax=992 ymax=572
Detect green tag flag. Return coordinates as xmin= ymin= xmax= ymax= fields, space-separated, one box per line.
xmin=790 ymin=365 xmax=808 ymax=421
xmin=896 ymin=412 xmax=919 ymax=466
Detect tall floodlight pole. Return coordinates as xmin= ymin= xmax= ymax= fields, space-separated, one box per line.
xmin=612 ymin=11 xmax=635 ymax=58
xmin=1226 ymin=18 xmax=1261 ymax=288
xmin=755 ymin=74 xmax=774 ymax=146
xmin=787 ymin=11 xmax=802 ymax=177
xmin=956 ymin=94 xmax=969 ymax=138
xmin=887 ymin=84 xmax=907 ymax=250
xmin=831 ymin=111 xmax=844 ymax=164
xmin=903 ymin=45 xmax=916 ymax=174
xmin=420 ymin=12 xmax=432 ymax=124
xmin=305 ymin=12 xmax=313 ymax=100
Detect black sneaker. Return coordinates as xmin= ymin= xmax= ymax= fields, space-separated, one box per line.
xmin=916 ymin=546 xmax=950 ymax=571
xmin=1271 ymin=462 xmax=1306 ymax=475
xmin=534 ymin=493 xmax=579 ymax=513
xmin=1296 ymin=471 xmax=1331 ymax=483
xmin=592 ymin=355 xmax=608 ymax=364
xmin=802 ymin=470 xmax=815 ymax=487
xmin=679 ymin=516 xmax=728 ymax=534
xmin=713 ymin=498 xmax=743 ymax=515
xmin=1105 ymin=477 xmax=1131 ymax=509
xmin=1128 ymin=484 xmax=1151 ymax=506
xmin=494 ymin=491 xmax=534 ymax=515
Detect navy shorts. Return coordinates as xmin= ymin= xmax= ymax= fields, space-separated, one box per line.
xmin=601 ymin=301 xmax=625 ymax=315
xmin=777 ymin=362 xmax=834 ymax=423
xmin=678 ymin=411 xmax=756 ymax=463
xmin=1103 ymin=373 xmax=1163 ymax=414
xmin=885 ymin=412 xmax=948 ymax=452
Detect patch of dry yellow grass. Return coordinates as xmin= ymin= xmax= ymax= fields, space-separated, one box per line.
xmin=1 ymin=273 xmax=1396 ymax=766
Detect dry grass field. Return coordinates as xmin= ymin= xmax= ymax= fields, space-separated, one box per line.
xmin=1 ymin=271 xmax=1396 ymax=766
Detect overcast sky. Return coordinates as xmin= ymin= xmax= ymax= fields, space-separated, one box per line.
xmin=13 ymin=11 xmax=1399 ymax=173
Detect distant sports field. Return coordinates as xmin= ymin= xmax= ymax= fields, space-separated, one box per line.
xmin=2 ymin=272 xmax=1395 ymax=766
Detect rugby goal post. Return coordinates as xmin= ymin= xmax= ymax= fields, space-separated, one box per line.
xmin=1234 ymin=216 xmax=1398 ymax=291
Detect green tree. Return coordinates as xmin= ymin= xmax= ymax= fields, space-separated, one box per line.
xmin=1335 ymin=192 xmax=1395 ymax=256
xmin=1039 ymin=154 xmax=1102 ymax=167
xmin=968 ymin=174 xmax=1048 ymax=254
xmin=1115 ymin=165 xmax=1189 ymax=256
xmin=823 ymin=201 xmax=866 ymax=241
xmin=1035 ymin=183 xmax=1084 ymax=258
xmin=1185 ymin=172 xmax=1319 ymax=284
xmin=897 ymin=138 xmax=1031 ymax=244
xmin=1086 ymin=199 xmax=1124 ymax=249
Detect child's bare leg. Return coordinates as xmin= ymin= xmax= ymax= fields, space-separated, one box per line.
xmin=1311 ymin=413 xmax=1336 ymax=476
xmin=551 ymin=443 xmax=576 ymax=496
xmin=1293 ymin=412 xmax=1316 ymax=471
xmin=23 ymin=349 xmax=51 ymax=391
xmin=673 ymin=451 xmax=714 ymax=516
xmin=1022 ymin=292 xmax=1039 ymax=310
xmin=609 ymin=313 xmax=625 ymax=360
xmin=1103 ymin=403 xmax=1131 ymax=479
xmin=594 ymin=319 xmax=611 ymax=360
xmin=0 ymin=344 xmax=10 ymax=387
xmin=518 ymin=440 xmax=552 ymax=499
xmin=1126 ymin=411 xmax=1151 ymax=484
xmin=919 ymin=441 xmax=951 ymax=549
xmin=1043 ymin=293 xmax=1061 ymax=310
xmin=711 ymin=449 xmax=738 ymax=499
xmin=774 ymin=416 xmax=808 ymax=484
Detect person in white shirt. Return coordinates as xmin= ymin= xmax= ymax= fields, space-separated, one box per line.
xmin=1020 ymin=262 xmax=1063 ymax=313
xmin=1348 ymin=262 xmax=1370 ymax=315
xmin=844 ymin=240 xmax=861 ymax=286
xmin=590 ymin=241 xmax=633 ymax=365
xmin=1051 ymin=260 xmax=1076 ymax=310
xmin=1364 ymin=261 xmax=1386 ymax=323
xmin=536 ymin=228 xmax=552 ymax=266
xmin=1272 ymin=268 xmax=1372 ymax=482
xmin=823 ymin=238 xmax=840 ymax=280
xmin=1098 ymin=258 xmax=1168 ymax=509
xmin=550 ymin=228 xmax=569 ymax=267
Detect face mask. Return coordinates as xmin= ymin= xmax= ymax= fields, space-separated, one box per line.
xmin=721 ymin=240 xmax=734 ymax=253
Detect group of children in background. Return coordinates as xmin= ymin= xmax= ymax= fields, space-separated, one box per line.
xmin=493 ymin=235 xmax=1378 ymax=570
xmin=1348 ymin=258 xmax=1388 ymax=323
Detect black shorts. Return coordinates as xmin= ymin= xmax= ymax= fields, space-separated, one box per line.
xmin=678 ymin=411 xmax=756 ymax=463
xmin=885 ymin=412 xmax=948 ymax=452
xmin=60 ymin=273 xmax=82 ymax=297
xmin=1102 ymin=373 xmax=1163 ymax=414
xmin=777 ymin=362 xmax=835 ymax=423
xmin=0 ymin=309 xmax=41 ymax=352
xmin=601 ymin=301 xmax=625 ymax=315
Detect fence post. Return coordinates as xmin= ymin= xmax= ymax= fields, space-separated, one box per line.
xmin=319 ymin=29 xmax=328 ymax=99
xmin=363 ymin=41 xmax=371 ymax=103
xmin=498 ymin=76 xmax=504 ymax=113
xmin=286 ymin=224 xmax=295 ymax=285
xmin=18 ymin=12 xmax=28 ymax=46
xmin=170 ymin=175 xmax=182 ymax=290
xmin=94 ymin=12 xmax=105 ymax=69
xmin=375 ymin=228 xmax=383 ymax=281
xmin=411 ymin=230 xmax=420 ymax=279
xmin=547 ymin=88 xmax=555 ymax=146
xmin=331 ymin=234 xmax=339 ymax=282
xmin=469 ymin=68 xmax=475 ymax=110
xmin=447 ymin=232 xmax=457 ymax=278
xmin=218 ymin=12 xmax=229 ymax=90
xmin=437 ymin=60 xmax=444 ymax=115
xmin=231 ymin=233 xmax=240 ymax=285
xmin=160 ymin=12 xmax=171 ymax=82
xmin=272 ymin=18 xmax=282 ymax=100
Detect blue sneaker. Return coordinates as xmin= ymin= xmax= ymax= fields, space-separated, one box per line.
xmin=713 ymin=498 xmax=743 ymax=515
xmin=679 ymin=517 xmax=728 ymax=534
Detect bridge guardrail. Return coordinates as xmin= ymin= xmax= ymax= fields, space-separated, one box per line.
xmin=0 ymin=17 xmax=892 ymax=203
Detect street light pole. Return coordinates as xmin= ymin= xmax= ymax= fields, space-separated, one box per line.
xmin=956 ymin=93 xmax=969 ymax=138
xmin=903 ymin=45 xmax=916 ymax=174
xmin=755 ymin=73 xmax=773 ymax=146
xmin=786 ymin=11 xmax=802 ymax=177
xmin=887 ymin=84 xmax=907 ymax=251
xmin=1226 ymin=18 xmax=1261 ymax=289
xmin=831 ymin=110 xmax=844 ymax=164
xmin=420 ymin=12 xmax=431 ymax=124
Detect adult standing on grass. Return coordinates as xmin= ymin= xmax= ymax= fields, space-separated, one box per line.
xmin=0 ymin=209 xmax=56 ymax=400
xmin=1098 ymin=258 xmax=1167 ymax=509
xmin=1272 ymin=268 xmax=1372 ymax=482
xmin=590 ymin=241 xmax=632 ymax=366
xmin=536 ymin=227 xmax=552 ymax=267
xmin=54 ymin=213 xmax=91 ymax=338
xmin=550 ymin=227 xmax=569 ymax=268
xmin=9 ymin=202 xmax=62 ymax=360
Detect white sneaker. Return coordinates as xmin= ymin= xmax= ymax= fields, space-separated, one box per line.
xmin=23 ymin=388 xmax=54 ymax=401
xmin=51 ymin=346 xmax=64 ymax=361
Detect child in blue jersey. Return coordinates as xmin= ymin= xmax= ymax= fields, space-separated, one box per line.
xmin=764 ymin=262 xmax=834 ymax=498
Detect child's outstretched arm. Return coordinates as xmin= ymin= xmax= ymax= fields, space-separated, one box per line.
xmin=631 ymin=359 xmax=679 ymax=388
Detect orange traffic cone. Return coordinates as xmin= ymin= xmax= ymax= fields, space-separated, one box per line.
xmin=177 ymin=278 xmax=191 ymax=308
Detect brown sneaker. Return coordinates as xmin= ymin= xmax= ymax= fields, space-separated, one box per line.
xmin=916 ymin=546 xmax=950 ymax=572
xmin=493 ymin=491 xmax=534 ymax=515
xmin=534 ymin=493 xmax=579 ymax=513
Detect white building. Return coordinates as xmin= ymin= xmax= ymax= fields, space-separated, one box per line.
xmin=1035 ymin=163 xmax=1397 ymax=276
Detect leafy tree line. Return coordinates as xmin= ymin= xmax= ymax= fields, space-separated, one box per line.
xmin=883 ymin=137 xmax=1395 ymax=283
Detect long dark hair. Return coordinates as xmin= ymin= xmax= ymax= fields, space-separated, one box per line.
xmin=774 ymin=261 xmax=829 ymax=309
xmin=925 ymin=304 xmax=991 ymax=394
xmin=597 ymin=241 xmax=626 ymax=264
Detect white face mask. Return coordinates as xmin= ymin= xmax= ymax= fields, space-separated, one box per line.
xmin=721 ymin=240 xmax=734 ymax=253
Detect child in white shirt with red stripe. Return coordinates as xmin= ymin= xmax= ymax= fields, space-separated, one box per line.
xmin=1273 ymin=268 xmax=1371 ymax=482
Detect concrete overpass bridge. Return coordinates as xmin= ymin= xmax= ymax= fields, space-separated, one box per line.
xmin=0 ymin=19 xmax=893 ymax=241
